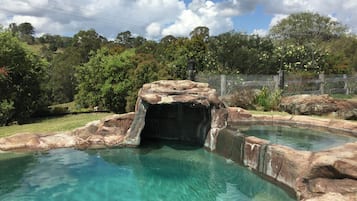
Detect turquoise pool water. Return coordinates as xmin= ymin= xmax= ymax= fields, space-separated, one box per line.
xmin=0 ymin=141 xmax=295 ymax=201
xmin=238 ymin=125 xmax=356 ymax=151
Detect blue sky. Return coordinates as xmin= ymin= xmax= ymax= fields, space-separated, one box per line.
xmin=0 ymin=0 xmax=356 ymax=39
xmin=232 ymin=4 xmax=272 ymax=33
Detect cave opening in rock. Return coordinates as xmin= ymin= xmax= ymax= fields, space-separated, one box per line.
xmin=140 ymin=103 xmax=211 ymax=146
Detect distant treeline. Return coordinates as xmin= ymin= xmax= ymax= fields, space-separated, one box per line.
xmin=1 ymin=12 xmax=356 ymax=125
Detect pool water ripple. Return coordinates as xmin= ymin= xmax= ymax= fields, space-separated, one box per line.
xmin=0 ymin=142 xmax=295 ymax=201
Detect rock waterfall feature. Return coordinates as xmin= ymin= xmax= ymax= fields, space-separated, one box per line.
xmin=124 ymin=80 xmax=228 ymax=150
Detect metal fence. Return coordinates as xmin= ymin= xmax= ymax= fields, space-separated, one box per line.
xmin=196 ymin=72 xmax=357 ymax=96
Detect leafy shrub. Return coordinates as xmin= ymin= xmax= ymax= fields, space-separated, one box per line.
xmin=254 ymin=87 xmax=282 ymax=111
xmin=0 ymin=100 xmax=14 ymax=126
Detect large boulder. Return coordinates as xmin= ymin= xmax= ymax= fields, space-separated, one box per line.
xmin=280 ymin=94 xmax=357 ymax=120
xmin=124 ymin=80 xmax=227 ymax=150
xmin=280 ymin=94 xmax=338 ymax=115
xmin=295 ymin=142 xmax=357 ymax=201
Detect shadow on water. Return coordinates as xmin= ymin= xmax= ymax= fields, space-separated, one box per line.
xmin=138 ymin=138 xmax=202 ymax=154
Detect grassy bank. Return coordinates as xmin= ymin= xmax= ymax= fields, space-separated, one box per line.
xmin=0 ymin=113 xmax=112 ymax=138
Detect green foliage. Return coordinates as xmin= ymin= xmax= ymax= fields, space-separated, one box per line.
xmin=75 ymin=48 xmax=134 ymax=113
xmin=208 ymin=32 xmax=277 ymax=74
xmin=2 ymin=20 xmax=357 ymax=124
xmin=270 ymin=12 xmax=347 ymax=45
xmin=8 ymin=22 xmax=35 ymax=44
xmin=72 ymin=29 xmax=107 ymax=63
xmin=273 ymin=43 xmax=330 ymax=73
xmin=0 ymin=31 xmax=47 ymax=124
xmin=0 ymin=100 xmax=14 ymax=126
xmin=254 ymin=87 xmax=282 ymax=111
xmin=125 ymin=53 xmax=170 ymax=111
xmin=49 ymin=47 xmax=82 ymax=103
xmin=322 ymin=36 xmax=357 ymax=73
xmin=115 ymin=31 xmax=146 ymax=48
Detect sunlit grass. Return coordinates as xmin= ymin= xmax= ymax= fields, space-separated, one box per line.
xmin=0 ymin=113 xmax=112 ymax=138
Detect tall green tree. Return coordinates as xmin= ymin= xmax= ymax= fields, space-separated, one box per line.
xmin=208 ymin=32 xmax=277 ymax=74
xmin=273 ymin=43 xmax=331 ymax=73
xmin=75 ymin=48 xmax=134 ymax=113
xmin=49 ymin=47 xmax=82 ymax=103
xmin=8 ymin=22 xmax=35 ymax=44
xmin=72 ymin=29 xmax=107 ymax=63
xmin=269 ymin=12 xmax=347 ymax=45
xmin=125 ymin=53 xmax=169 ymax=111
xmin=0 ymin=31 xmax=46 ymax=124
xmin=115 ymin=31 xmax=146 ymax=48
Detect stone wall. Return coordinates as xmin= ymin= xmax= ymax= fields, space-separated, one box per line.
xmin=224 ymin=107 xmax=357 ymax=201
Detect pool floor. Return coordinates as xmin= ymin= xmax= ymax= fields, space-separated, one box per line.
xmin=0 ymin=141 xmax=295 ymax=201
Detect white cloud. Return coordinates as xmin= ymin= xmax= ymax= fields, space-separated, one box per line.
xmin=163 ymin=0 xmax=233 ymax=36
xmin=0 ymin=0 xmax=357 ymax=38
xmin=146 ymin=22 xmax=161 ymax=39
xmin=269 ymin=14 xmax=288 ymax=28
xmin=252 ymin=29 xmax=268 ymax=36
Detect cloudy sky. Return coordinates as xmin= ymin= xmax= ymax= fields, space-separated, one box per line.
xmin=0 ymin=0 xmax=356 ymax=39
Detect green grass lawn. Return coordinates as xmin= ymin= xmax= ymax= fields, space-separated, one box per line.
xmin=0 ymin=113 xmax=112 ymax=138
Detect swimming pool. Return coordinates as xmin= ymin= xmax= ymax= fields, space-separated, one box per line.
xmin=237 ymin=125 xmax=356 ymax=151
xmin=0 ymin=141 xmax=295 ymax=201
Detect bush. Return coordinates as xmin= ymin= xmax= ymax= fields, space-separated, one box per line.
xmin=254 ymin=87 xmax=282 ymax=111
xmin=0 ymin=100 xmax=14 ymax=125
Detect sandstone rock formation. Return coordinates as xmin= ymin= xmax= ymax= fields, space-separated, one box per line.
xmin=124 ymin=80 xmax=227 ymax=150
xmin=0 ymin=80 xmax=227 ymax=151
xmin=280 ymin=94 xmax=357 ymax=120
xmin=0 ymin=112 xmax=134 ymax=151
xmin=224 ymin=108 xmax=357 ymax=201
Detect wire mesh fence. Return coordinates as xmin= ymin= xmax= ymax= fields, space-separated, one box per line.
xmin=196 ymin=72 xmax=357 ymax=97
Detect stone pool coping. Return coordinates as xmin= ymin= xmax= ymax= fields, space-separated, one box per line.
xmin=1 ymin=109 xmax=356 ymax=201
xmin=226 ymin=107 xmax=357 ymax=201
xmin=230 ymin=113 xmax=357 ymax=137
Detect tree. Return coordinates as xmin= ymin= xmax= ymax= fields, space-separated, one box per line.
xmin=125 ymin=53 xmax=169 ymax=111
xmin=190 ymin=26 xmax=209 ymax=42
xmin=115 ymin=31 xmax=146 ymax=48
xmin=208 ymin=32 xmax=277 ymax=74
xmin=75 ymin=48 xmax=134 ymax=113
xmin=0 ymin=31 xmax=46 ymax=124
xmin=49 ymin=47 xmax=82 ymax=103
xmin=269 ymin=12 xmax=347 ymax=45
xmin=273 ymin=43 xmax=330 ymax=73
xmin=322 ymin=36 xmax=357 ymax=73
xmin=8 ymin=22 xmax=35 ymax=44
xmin=17 ymin=22 xmax=35 ymax=35
xmin=72 ymin=29 xmax=107 ymax=62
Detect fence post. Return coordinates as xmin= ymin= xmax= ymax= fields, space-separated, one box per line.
xmin=220 ymin=74 xmax=226 ymax=96
xmin=278 ymin=70 xmax=285 ymax=90
xmin=343 ymin=74 xmax=349 ymax=95
xmin=274 ymin=75 xmax=279 ymax=90
xmin=319 ymin=72 xmax=325 ymax=94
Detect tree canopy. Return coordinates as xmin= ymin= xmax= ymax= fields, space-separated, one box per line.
xmin=0 ymin=11 xmax=356 ymax=122
xmin=269 ymin=12 xmax=348 ymax=45
xmin=0 ymin=31 xmax=46 ymax=125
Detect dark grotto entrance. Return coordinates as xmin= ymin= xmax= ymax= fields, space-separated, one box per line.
xmin=140 ymin=103 xmax=211 ymax=146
